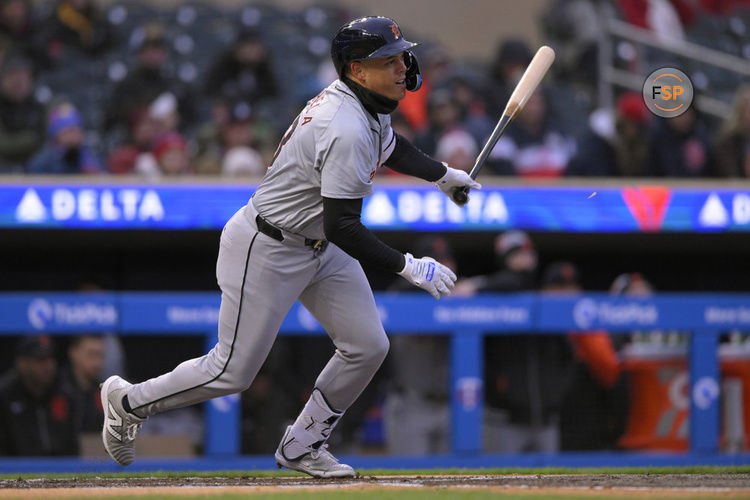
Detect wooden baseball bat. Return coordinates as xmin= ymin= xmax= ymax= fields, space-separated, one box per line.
xmin=452 ymin=45 xmax=555 ymax=205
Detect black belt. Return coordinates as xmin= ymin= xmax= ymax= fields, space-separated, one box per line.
xmin=255 ymin=214 xmax=328 ymax=252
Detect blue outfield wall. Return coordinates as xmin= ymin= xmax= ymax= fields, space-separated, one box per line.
xmin=1 ymin=291 xmax=750 ymax=472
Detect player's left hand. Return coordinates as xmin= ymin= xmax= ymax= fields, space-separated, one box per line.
xmin=436 ymin=163 xmax=481 ymax=207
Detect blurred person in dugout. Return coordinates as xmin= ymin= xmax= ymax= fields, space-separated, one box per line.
xmin=59 ymin=335 xmax=104 ymax=433
xmin=383 ymin=236 xmax=455 ymax=455
xmin=455 ymin=231 xmax=575 ymax=452
xmin=611 ymin=273 xmax=690 ymax=451
xmin=0 ymin=335 xmax=78 ymax=456
xmin=556 ymin=264 xmax=629 ymax=450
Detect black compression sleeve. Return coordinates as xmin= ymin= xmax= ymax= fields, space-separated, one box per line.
xmin=323 ymin=197 xmax=405 ymax=273
xmin=383 ymin=133 xmax=447 ymax=182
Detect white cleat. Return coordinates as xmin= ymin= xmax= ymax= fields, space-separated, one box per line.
xmin=100 ymin=375 xmax=145 ymax=466
xmin=275 ymin=426 xmax=355 ymax=478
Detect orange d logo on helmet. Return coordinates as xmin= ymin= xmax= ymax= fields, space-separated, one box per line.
xmin=389 ymin=24 xmax=401 ymax=39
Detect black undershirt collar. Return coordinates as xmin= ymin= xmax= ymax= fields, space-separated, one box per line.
xmin=342 ymin=77 xmax=399 ymax=118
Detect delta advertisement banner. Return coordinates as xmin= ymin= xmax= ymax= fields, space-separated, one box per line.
xmin=2 ymin=183 xmax=750 ymax=232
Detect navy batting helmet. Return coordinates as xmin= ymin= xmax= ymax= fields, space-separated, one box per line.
xmin=331 ymin=16 xmax=422 ymax=91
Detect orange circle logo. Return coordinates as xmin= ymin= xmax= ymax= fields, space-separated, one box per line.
xmin=642 ymin=67 xmax=693 ymax=118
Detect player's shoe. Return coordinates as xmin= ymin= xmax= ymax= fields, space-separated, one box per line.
xmin=100 ymin=375 xmax=145 ymax=466
xmin=275 ymin=425 xmax=355 ymax=478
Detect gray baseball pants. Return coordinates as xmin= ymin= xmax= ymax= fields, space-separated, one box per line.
xmin=127 ymin=203 xmax=389 ymax=417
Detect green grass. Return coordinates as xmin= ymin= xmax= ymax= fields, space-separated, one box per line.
xmin=0 ymin=465 xmax=748 ymax=480
xmin=0 ymin=491 xmax=734 ymax=500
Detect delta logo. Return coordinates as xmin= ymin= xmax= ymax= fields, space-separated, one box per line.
xmin=622 ymin=186 xmax=671 ymax=232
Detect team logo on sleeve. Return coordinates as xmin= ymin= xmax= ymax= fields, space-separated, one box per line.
xmin=389 ymin=24 xmax=401 ymax=39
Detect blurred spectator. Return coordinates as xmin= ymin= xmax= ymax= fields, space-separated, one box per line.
xmin=383 ymin=236 xmax=455 ymax=455
xmin=194 ymin=100 xmax=264 ymax=176
xmin=134 ymin=131 xmax=190 ymax=177
xmin=203 ymin=27 xmax=277 ymax=105
xmin=567 ymin=92 xmax=651 ymax=176
xmin=104 ymin=22 xmax=195 ymax=134
xmin=414 ymin=88 xmax=469 ymax=157
xmin=714 ymin=84 xmax=750 ymax=177
xmin=222 ymin=146 xmax=264 ymax=177
xmin=434 ymin=128 xmax=477 ymax=173
xmin=0 ymin=335 xmax=79 ymax=456
xmin=485 ymin=88 xmax=576 ymax=177
xmin=444 ymin=75 xmax=493 ymax=148
xmin=0 ymin=0 xmax=49 ymax=71
xmin=0 ymin=33 xmax=9 ymax=67
xmin=27 ymin=101 xmax=101 ymax=174
xmin=147 ymin=91 xmax=182 ymax=138
xmin=390 ymin=110 xmax=416 ymax=143
xmin=700 ymin=0 xmax=750 ymax=15
xmin=646 ymin=108 xmax=713 ymax=177
xmin=541 ymin=0 xmax=613 ymax=88
xmin=39 ymin=0 xmax=114 ymax=61
xmin=617 ymin=0 xmax=696 ymax=41
xmin=398 ymin=45 xmax=451 ymax=132
xmin=106 ymin=106 xmax=157 ymax=175
xmin=566 ymin=107 xmax=617 ymax=177
xmin=60 ymin=335 xmax=104 ymax=433
xmin=0 ymin=53 xmax=44 ymax=172
xmin=484 ymin=38 xmax=532 ymax=122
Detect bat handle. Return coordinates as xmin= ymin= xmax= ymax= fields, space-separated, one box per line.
xmin=452 ymin=186 xmax=470 ymax=205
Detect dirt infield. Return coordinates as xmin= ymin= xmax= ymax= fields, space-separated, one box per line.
xmin=1 ymin=474 xmax=749 ymax=498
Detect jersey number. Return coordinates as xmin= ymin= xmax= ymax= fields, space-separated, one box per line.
xmin=269 ymin=113 xmax=301 ymax=168
xmin=269 ymin=90 xmax=326 ymax=168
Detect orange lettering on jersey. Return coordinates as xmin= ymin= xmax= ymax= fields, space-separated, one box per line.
xmin=301 ymin=116 xmax=313 ymax=126
xmin=389 ymin=24 xmax=401 ymax=38
xmin=308 ymin=89 xmax=328 ymax=110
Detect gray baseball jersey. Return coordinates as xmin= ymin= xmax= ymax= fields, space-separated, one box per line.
xmin=126 ymin=79 xmax=392 ymax=421
xmin=253 ymin=79 xmax=396 ymax=240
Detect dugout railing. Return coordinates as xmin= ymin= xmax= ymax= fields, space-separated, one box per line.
xmin=0 ymin=291 xmax=748 ymax=472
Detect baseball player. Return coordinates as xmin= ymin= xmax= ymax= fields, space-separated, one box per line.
xmin=100 ymin=16 xmax=480 ymax=478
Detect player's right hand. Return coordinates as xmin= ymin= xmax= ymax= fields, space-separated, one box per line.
xmin=436 ymin=164 xmax=482 ymax=207
xmin=398 ymin=253 xmax=457 ymax=299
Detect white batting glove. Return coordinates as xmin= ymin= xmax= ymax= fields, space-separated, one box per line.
xmin=436 ymin=163 xmax=482 ymax=207
xmin=398 ymin=253 xmax=457 ymax=299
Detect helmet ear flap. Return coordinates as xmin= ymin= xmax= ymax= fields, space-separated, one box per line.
xmin=404 ymin=51 xmax=422 ymax=92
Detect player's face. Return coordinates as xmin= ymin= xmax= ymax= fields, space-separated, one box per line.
xmin=354 ymin=53 xmax=408 ymax=101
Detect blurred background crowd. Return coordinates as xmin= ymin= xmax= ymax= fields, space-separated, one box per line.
xmin=0 ymin=0 xmax=748 ymax=178
xmin=0 ymin=0 xmax=749 ymax=459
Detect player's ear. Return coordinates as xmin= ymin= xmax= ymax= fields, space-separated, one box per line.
xmin=349 ymin=61 xmax=364 ymax=83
